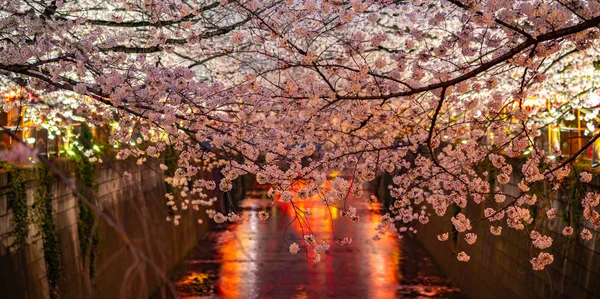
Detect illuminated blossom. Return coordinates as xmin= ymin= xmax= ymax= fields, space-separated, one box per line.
xmin=531 ymin=232 xmax=553 ymax=249
xmin=465 ymin=233 xmax=477 ymax=245
xmin=494 ymin=194 xmax=506 ymax=203
xmin=280 ymin=191 xmax=294 ymax=203
xmin=206 ymin=209 xmax=216 ymax=218
xmin=227 ymin=212 xmax=242 ymax=222
xmin=451 ymin=213 xmax=472 ymax=233
xmin=546 ymin=209 xmax=557 ymax=219
xmin=213 ymin=213 xmax=227 ymax=224
xmin=289 ymin=243 xmax=300 ymax=254
xmin=369 ymin=195 xmax=378 ymax=203
xmin=497 ymin=174 xmax=510 ymax=184
xmin=518 ymin=180 xmax=530 ymax=192
xmin=490 ymin=226 xmax=502 ymax=236
xmin=258 ymin=211 xmax=269 ymax=220
xmin=437 ymin=233 xmax=448 ymax=241
xmin=581 ymin=229 xmax=593 ymax=241
xmin=304 ymin=234 xmax=316 ymax=246
xmin=581 ymin=172 xmax=593 ymax=183
xmin=506 ymin=207 xmax=533 ymax=230
xmin=530 ymin=252 xmax=554 ymax=270
xmin=457 ymin=252 xmax=470 ymax=262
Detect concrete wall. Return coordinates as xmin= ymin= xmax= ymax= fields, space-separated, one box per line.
xmin=0 ymin=158 xmax=216 ymax=299
xmin=380 ymin=170 xmax=600 ymax=299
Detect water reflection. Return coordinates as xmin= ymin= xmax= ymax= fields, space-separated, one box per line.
xmin=162 ymin=186 xmax=462 ymax=298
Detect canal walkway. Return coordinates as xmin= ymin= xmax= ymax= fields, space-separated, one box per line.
xmin=158 ymin=187 xmax=463 ymax=298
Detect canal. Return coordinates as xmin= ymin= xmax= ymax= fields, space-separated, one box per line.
xmin=155 ymin=186 xmax=463 ymax=298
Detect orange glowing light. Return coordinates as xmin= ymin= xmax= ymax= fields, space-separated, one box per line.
xmin=203 ymin=173 xmax=410 ymax=298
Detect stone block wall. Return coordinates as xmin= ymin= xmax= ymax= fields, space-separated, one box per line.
xmin=0 ymin=158 xmax=215 ymax=299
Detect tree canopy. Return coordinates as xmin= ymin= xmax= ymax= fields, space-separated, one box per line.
xmin=2 ymin=0 xmax=600 ymax=269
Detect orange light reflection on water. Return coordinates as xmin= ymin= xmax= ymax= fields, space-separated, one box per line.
xmin=277 ymin=179 xmax=338 ymax=235
xmin=365 ymin=206 xmax=402 ymax=297
xmin=212 ymin=175 xmax=402 ymax=298
xmin=215 ymin=215 xmax=260 ymax=298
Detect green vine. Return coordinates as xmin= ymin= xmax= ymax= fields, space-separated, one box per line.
xmin=71 ymin=124 xmax=100 ymax=280
xmin=33 ymin=163 xmax=61 ymax=299
xmin=2 ymin=162 xmax=30 ymax=248
xmin=558 ymin=168 xmax=585 ymax=252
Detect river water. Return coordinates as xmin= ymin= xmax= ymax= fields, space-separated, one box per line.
xmin=158 ymin=185 xmax=463 ymax=298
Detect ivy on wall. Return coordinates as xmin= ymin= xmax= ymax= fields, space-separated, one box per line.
xmin=2 ymin=162 xmax=30 ymax=248
xmin=33 ymin=163 xmax=61 ymax=299
xmin=71 ymin=124 xmax=100 ymax=280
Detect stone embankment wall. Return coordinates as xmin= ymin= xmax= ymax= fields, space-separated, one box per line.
xmin=378 ymin=170 xmax=600 ymax=299
xmin=0 ymin=159 xmax=225 ymax=298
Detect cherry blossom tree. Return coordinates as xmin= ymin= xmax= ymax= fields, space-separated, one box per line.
xmin=2 ymin=0 xmax=600 ymax=272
